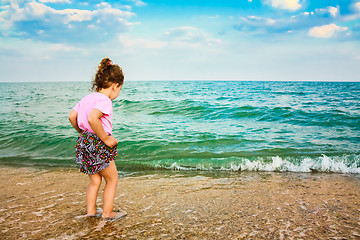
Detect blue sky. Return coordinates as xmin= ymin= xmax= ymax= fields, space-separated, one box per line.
xmin=1 ymin=0 xmax=359 ymax=82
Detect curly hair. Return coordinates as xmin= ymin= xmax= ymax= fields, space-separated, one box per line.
xmin=92 ymin=58 xmax=124 ymax=91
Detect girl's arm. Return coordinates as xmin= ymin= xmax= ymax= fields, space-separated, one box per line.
xmin=88 ymin=108 xmax=118 ymax=148
xmin=69 ymin=109 xmax=82 ymax=134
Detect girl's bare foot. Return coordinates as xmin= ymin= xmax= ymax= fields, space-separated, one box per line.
xmin=102 ymin=210 xmax=127 ymax=221
xmin=87 ymin=208 xmax=103 ymax=217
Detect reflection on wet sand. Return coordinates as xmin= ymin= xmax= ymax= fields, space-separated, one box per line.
xmin=1 ymin=166 xmax=360 ymax=239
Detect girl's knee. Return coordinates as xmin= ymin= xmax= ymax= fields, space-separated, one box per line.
xmin=89 ymin=174 xmax=102 ymax=186
xmin=105 ymin=173 xmax=118 ymax=185
xmin=99 ymin=161 xmax=118 ymax=183
xmin=93 ymin=178 xmax=102 ymax=187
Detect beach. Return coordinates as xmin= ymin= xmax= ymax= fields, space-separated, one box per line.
xmin=1 ymin=166 xmax=360 ymax=239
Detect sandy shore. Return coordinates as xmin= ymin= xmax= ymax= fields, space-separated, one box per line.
xmin=1 ymin=166 xmax=360 ymax=239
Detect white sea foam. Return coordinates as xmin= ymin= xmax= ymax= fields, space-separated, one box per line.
xmin=157 ymin=155 xmax=360 ymax=174
xmin=229 ymin=155 xmax=360 ymax=173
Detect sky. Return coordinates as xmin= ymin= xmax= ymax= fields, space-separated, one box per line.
xmin=0 ymin=0 xmax=360 ymax=82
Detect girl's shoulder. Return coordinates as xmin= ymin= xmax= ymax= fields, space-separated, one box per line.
xmin=81 ymin=92 xmax=104 ymax=100
xmin=92 ymin=92 xmax=111 ymax=102
xmin=81 ymin=92 xmax=111 ymax=104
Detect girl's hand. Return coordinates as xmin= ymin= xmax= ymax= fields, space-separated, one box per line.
xmin=78 ymin=130 xmax=83 ymax=137
xmin=104 ymin=136 xmax=118 ymax=148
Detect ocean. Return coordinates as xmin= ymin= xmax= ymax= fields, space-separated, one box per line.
xmin=0 ymin=81 xmax=359 ymax=174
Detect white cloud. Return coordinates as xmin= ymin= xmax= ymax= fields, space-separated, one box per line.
xmin=308 ymin=23 xmax=348 ymax=38
xmin=265 ymin=0 xmax=301 ymax=11
xmin=48 ymin=43 xmax=84 ymax=53
xmin=354 ymin=2 xmax=360 ymax=12
xmin=163 ymin=26 xmax=198 ymax=40
xmin=235 ymin=15 xmax=285 ymax=35
xmin=96 ymin=2 xmax=111 ymax=8
xmin=343 ymin=2 xmax=360 ymax=21
xmin=163 ymin=26 xmax=222 ymax=47
xmin=129 ymin=0 xmax=147 ymax=7
xmin=240 ymin=15 xmax=278 ymax=26
xmin=235 ymin=4 xmax=349 ymax=36
xmin=25 ymin=2 xmax=52 ymax=18
xmin=57 ymin=9 xmax=93 ymax=23
xmin=0 ymin=1 xmax=135 ymax=41
xmin=96 ymin=7 xmax=134 ymax=19
xmin=119 ymin=35 xmax=164 ymax=49
xmin=328 ymin=6 xmax=339 ymax=17
xmin=0 ymin=37 xmax=87 ymax=60
xmin=118 ymin=27 xmax=222 ymax=52
xmin=2 ymin=1 xmax=134 ymax=25
xmin=38 ymin=0 xmax=71 ymax=3
xmin=315 ymin=6 xmax=339 ymax=18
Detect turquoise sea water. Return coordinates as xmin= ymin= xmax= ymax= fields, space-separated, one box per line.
xmin=0 ymin=81 xmax=359 ymax=173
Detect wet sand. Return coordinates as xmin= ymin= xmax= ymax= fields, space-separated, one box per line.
xmin=1 ymin=166 xmax=360 ymax=239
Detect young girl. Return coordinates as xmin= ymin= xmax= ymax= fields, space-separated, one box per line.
xmin=69 ymin=58 xmax=126 ymax=220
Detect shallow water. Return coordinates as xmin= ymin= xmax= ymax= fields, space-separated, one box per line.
xmin=0 ymin=81 xmax=359 ymax=173
xmin=1 ymin=166 xmax=360 ymax=239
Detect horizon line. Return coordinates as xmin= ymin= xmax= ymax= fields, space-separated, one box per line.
xmin=1 ymin=79 xmax=360 ymax=83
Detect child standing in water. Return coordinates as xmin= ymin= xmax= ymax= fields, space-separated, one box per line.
xmin=69 ymin=58 xmax=126 ymax=220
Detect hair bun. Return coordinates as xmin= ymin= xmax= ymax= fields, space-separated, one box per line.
xmin=99 ymin=58 xmax=111 ymax=69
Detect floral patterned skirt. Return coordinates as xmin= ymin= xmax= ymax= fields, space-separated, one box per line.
xmin=75 ymin=131 xmax=117 ymax=175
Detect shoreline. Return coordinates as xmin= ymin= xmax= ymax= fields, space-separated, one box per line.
xmin=1 ymin=166 xmax=360 ymax=239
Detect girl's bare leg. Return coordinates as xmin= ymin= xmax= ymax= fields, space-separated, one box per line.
xmin=99 ymin=161 xmax=118 ymax=217
xmin=87 ymin=173 xmax=102 ymax=215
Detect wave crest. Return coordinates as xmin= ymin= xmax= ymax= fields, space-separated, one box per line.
xmin=153 ymin=155 xmax=360 ymax=174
